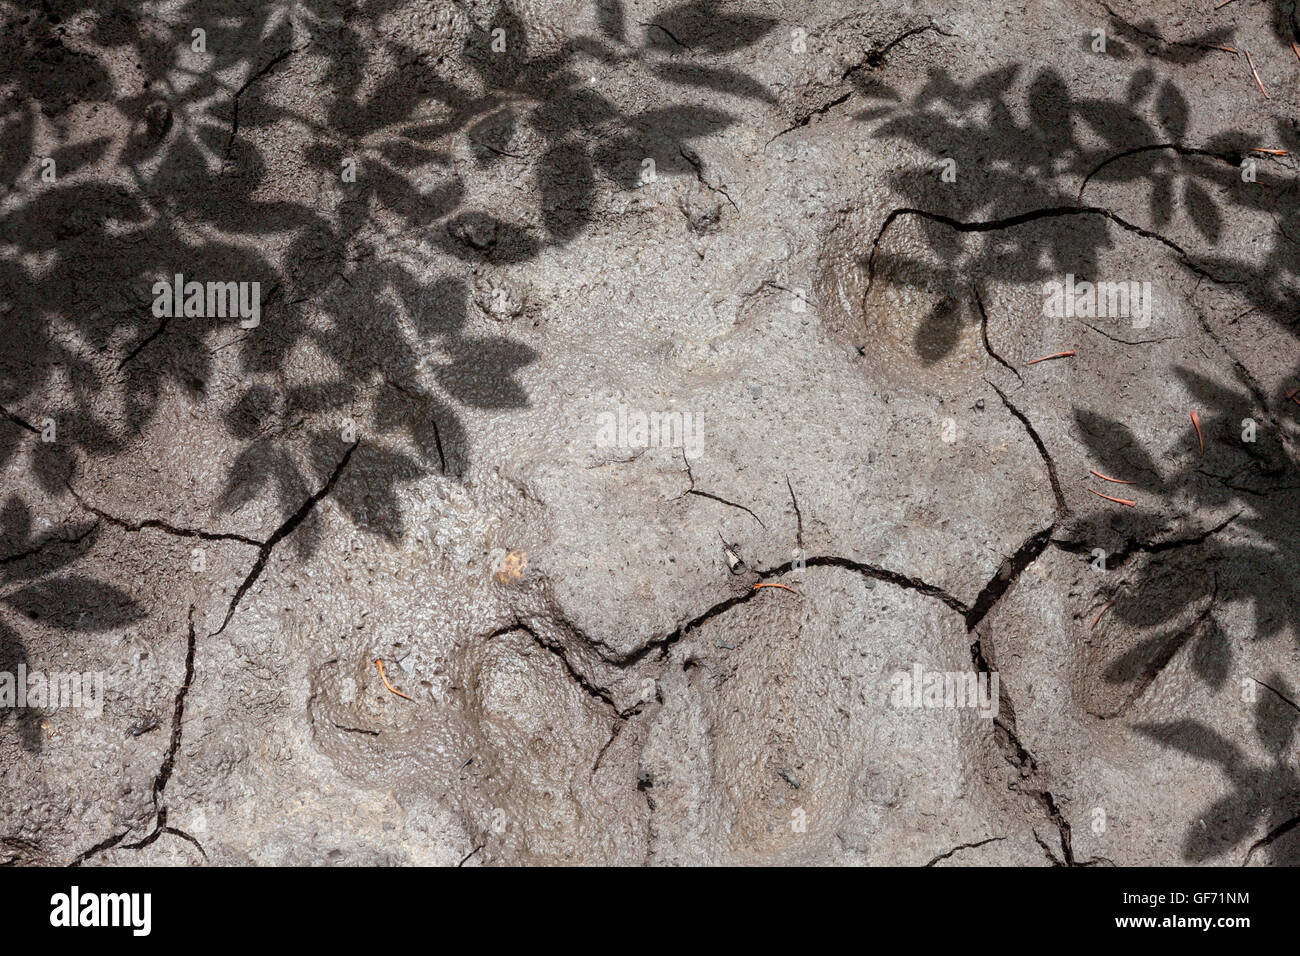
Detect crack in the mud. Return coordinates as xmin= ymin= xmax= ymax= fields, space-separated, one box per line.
xmin=679 ymin=145 xmax=737 ymax=211
xmin=495 ymin=619 xmax=638 ymax=719
xmin=786 ymin=476 xmax=804 ymax=550
xmin=963 ymin=524 xmax=1057 ymax=632
xmin=223 ymin=46 xmax=301 ymax=164
xmin=457 ymin=843 xmax=484 ymax=866
xmin=0 ymin=521 xmax=98 ymax=565
xmin=769 ymin=90 xmax=851 ymax=143
xmin=0 ymin=404 xmax=39 ymax=434
xmin=67 ymin=829 xmax=130 ymax=867
xmin=71 ymin=607 xmax=205 ymax=865
xmin=591 ymin=718 xmax=629 ymax=775
xmin=1251 ymin=677 xmax=1300 ymax=716
xmin=957 ymin=512 xmax=1237 ymax=849
xmin=1094 ymin=0 xmax=1242 ymax=57
xmin=213 ymin=441 xmax=358 ymax=635
xmin=969 ymin=628 xmax=1076 ymax=865
xmin=987 ymin=381 xmax=1067 ymax=517
xmin=1077 ymin=143 xmax=1241 ymax=202
xmin=974 ymin=289 xmax=1022 ymax=381
xmin=866 ymin=206 xmax=1240 ymax=296
xmin=118 ymin=316 xmax=170 ymax=369
xmin=66 ymin=484 xmax=261 ymax=546
xmin=768 ymin=21 xmax=950 ymax=143
xmin=680 ymin=450 xmax=766 ymax=528
xmin=1243 ymin=813 xmax=1300 ymax=865
xmin=1077 ymin=320 xmax=1175 ymax=346
xmin=615 ymin=553 xmax=967 ymax=668
xmin=1031 ymin=828 xmax=1065 ymax=866
xmin=924 ymin=835 xmax=1004 ymax=866
xmin=1052 ymin=510 xmax=1240 ymax=571
xmin=535 ymin=527 xmax=1096 ymax=864
xmin=1200 ymin=468 xmax=1300 ymax=497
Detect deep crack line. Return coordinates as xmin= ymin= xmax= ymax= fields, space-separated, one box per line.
xmin=969 ymin=629 xmax=1076 ymax=865
xmin=0 ymin=521 xmax=98 ymax=565
xmin=151 ymin=607 xmax=197 ymax=812
xmin=1251 ymin=677 xmax=1300 ymax=716
xmin=496 ymin=619 xmax=637 ymax=719
xmin=0 ymin=404 xmax=38 ymax=434
xmin=786 ymin=476 xmax=804 ymax=550
xmin=1077 ymin=320 xmax=1175 ymax=346
xmin=987 ymin=381 xmax=1067 ymax=518
xmin=974 ymin=289 xmax=1022 ymax=382
xmin=1076 ymin=143 xmax=1241 ymax=202
xmin=70 ymin=607 xmax=205 ymax=866
xmin=1051 ymin=510 xmax=1240 ymax=570
xmin=212 ymin=441 xmax=358 ymax=636
xmin=118 ymin=316 xmax=170 ymax=369
xmin=66 ymin=484 xmax=261 ymax=545
xmin=1243 ymin=811 xmax=1300 ymax=865
xmin=924 ymin=835 xmax=1004 ymax=866
xmin=963 ymin=524 xmax=1057 ymax=632
xmin=1094 ymin=0 xmax=1242 ymax=57
xmin=679 ymin=145 xmax=737 ymax=211
xmin=612 ymin=553 xmax=968 ymax=667
xmin=865 ymin=205 xmax=1241 ymax=296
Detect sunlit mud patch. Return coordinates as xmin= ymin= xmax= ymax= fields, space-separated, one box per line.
xmin=815 ymin=211 xmax=984 ymax=390
xmin=308 ymin=619 xmax=646 ymax=865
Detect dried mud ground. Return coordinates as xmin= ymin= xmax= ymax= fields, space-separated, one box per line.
xmin=2 ymin=0 xmax=1300 ymax=866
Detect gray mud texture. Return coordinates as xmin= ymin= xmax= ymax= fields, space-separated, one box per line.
xmin=2 ymin=0 xmax=1299 ymax=867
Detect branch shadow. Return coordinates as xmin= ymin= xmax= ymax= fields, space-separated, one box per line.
xmin=858 ymin=53 xmax=1300 ymax=861
xmin=0 ymin=0 xmax=775 ymax=752
xmin=856 ymin=62 xmax=1298 ymax=364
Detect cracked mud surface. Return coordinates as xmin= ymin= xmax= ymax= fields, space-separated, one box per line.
xmin=2 ymin=0 xmax=1299 ymax=866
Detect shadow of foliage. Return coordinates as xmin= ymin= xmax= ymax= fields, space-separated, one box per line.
xmin=1137 ymin=673 xmax=1300 ymax=864
xmin=855 ymin=62 xmax=1298 ymax=364
xmin=857 ymin=48 xmax=1299 ymax=862
xmin=1 ymin=494 xmax=142 ymax=752
xmin=1070 ymin=365 xmax=1300 ymax=861
xmin=0 ymin=0 xmax=773 ymax=754
xmin=1073 ymin=365 xmax=1300 ymax=655
xmin=0 ymin=0 xmax=770 ymax=547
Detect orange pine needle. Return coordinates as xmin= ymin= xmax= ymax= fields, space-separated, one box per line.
xmin=754 ymin=582 xmax=799 ymax=594
xmin=375 ymin=658 xmax=413 ymax=701
xmin=1293 ymin=41 xmax=1300 ymax=63
xmin=1089 ymin=469 xmax=1134 ymax=484
xmin=1245 ymin=49 xmax=1270 ymax=98
xmin=1091 ymin=601 xmax=1114 ymax=630
xmin=1090 ymin=489 xmax=1136 ymax=507
xmin=1190 ymin=409 xmax=1204 ymax=455
xmin=1208 ymin=44 xmax=1239 ymax=54
xmin=1287 ymin=388 xmax=1299 ymax=401
xmin=1025 ymin=349 xmax=1077 ymax=366
xmin=1251 ymin=148 xmax=1289 ymax=155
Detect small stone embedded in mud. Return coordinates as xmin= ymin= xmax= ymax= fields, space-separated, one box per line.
xmin=473 ymin=274 xmax=527 ymax=321
xmin=450 ymin=212 xmax=499 ymax=250
xmin=678 ymin=184 xmax=723 ymax=234
xmin=128 ymin=715 xmax=160 ymax=737
xmin=144 ymin=101 xmax=172 ymax=139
